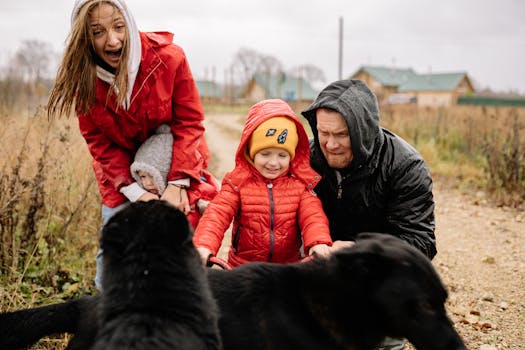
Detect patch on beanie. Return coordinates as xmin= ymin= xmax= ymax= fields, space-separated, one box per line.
xmin=277 ymin=129 xmax=288 ymax=144
xmin=266 ymin=128 xmax=277 ymax=137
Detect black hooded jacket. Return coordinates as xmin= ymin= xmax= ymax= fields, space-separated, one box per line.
xmin=302 ymin=80 xmax=436 ymax=259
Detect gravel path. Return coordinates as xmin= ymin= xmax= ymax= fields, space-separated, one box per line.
xmin=431 ymin=181 xmax=524 ymax=350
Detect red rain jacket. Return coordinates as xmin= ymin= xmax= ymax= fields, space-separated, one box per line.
xmin=78 ymin=32 xmax=218 ymax=223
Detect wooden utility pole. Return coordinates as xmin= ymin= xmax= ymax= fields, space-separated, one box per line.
xmin=338 ymin=16 xmax=343 ymax=80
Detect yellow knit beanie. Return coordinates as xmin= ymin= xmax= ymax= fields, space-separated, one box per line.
xmin=248 ymin=117 xmax=298 ymax=159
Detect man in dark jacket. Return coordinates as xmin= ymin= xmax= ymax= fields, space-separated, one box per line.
xmin=302 ymin=79 xmax=436 ymax=350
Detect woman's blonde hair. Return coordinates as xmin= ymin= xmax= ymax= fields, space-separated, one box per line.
xmin=47 ymin=0 xmax=130 ymax=118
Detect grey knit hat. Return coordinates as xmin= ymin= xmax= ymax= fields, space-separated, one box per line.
xmin=131 ymin=124 xmax=173 ymax=195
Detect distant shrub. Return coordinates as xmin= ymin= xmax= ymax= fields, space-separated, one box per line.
xmin=381 ymin=105 xmax=524 ymax=205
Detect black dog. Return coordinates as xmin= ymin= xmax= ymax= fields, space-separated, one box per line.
xmin=0 ymin=229 xmax=466 ymax=349
xmin=0 ymin=201 xmax=221 ymax=350
xmin=208 ymin=233 xmax=466 ymax=350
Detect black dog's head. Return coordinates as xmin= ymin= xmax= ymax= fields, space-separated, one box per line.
xmin=100 ymin=201 xmax=202 ymax=305
xmin=101 ymin=200 xmax=193 ymax=259
xmin=328 ymin=233 xmax=466 ymax=350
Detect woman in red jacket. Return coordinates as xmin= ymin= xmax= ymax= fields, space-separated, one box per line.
xmin=194 ymin=99 xmax=332 ymax=267
xmin=47 ymin=0 xmax=218 ymax=289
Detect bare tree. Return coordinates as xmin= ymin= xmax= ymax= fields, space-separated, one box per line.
xmin=10 ymin=40 xmax=54 ymax=108
xmin=289 ymin=64 xmax=326 ymax=89
xmin=232 ymin=47 xmax=262 ymax=85
xmin=231 ymin=47 xmax=283 ymax=84
xmin=13 ymin=40 xmax=53 ymax=83
xmin=259 ymin=54 xmax=283 ymax=76
xmin=229 ymin=48 xmax=324 ymax=101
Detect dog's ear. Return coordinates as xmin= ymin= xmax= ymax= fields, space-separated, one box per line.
xmin=150 ymin=200 xmax=193 ymax=243
xmin=331 ymin=245 xmax=398 ymax=299
xmin=339 ymin=251 xmax=392 ymax=277
xmin=100 ymin=217 xmax=128 ymax=260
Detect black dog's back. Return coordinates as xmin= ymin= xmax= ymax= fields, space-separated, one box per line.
xmin=207 ymin=233 xmax=466 ymax=350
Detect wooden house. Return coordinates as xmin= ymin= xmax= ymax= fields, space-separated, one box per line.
xmin=351 ymin=65 xmax=475 ymax=106
xmin=195 ymin=80 xmax=222 ymax=103
xmin=397 ymin=72 xmax=475 ymax=106
xmin=242 ymin=73 xmax=318 ymax=104
xmin=352 ymin=66 xmax=417 ymax=101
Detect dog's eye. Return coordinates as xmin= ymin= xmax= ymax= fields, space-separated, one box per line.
xmin=416 ymin=301 xmax=435 ymax=315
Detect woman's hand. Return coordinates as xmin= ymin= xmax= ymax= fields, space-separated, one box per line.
xmin=161 ymin=184 xmax=191 ymax=214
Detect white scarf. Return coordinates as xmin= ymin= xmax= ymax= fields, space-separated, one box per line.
xmin=72 ymin=0 xmax=142 ymax=109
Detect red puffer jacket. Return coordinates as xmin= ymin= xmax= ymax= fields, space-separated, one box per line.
xmin=78 ymin=32 xmax=218 ymax=219
xmin=193 ymin=99 xmax=332 ymax=267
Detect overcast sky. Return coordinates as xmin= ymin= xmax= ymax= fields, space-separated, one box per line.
xmin=1 ymin=0 xmax=524 ymax=93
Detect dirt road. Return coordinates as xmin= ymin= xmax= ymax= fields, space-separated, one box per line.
xmin=203 ymin=112 xmax=525 ymax=350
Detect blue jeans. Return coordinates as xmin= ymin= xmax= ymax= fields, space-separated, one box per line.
xmin=94 ymin=202 xmax=129 ymax=292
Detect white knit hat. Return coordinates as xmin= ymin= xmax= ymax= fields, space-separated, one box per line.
xmin=130 ymin=124 xmax=173 ymax=195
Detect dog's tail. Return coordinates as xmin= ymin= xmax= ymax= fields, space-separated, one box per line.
xmin=0 ymin=296 xmax=97 ymax=349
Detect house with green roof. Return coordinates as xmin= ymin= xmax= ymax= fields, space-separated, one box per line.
xmin=242 ymin=73 xmax=319 ymax=103
xmin=195 ymin=80 xmax=223 ymax=103
xmin=352 ymin=65 xmax=475 ymax=106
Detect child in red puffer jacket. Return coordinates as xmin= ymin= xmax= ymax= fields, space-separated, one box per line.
xmin=193 ymin=99 xmax=332 ymax=267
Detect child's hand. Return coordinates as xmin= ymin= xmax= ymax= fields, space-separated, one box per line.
xmin=196 ymin=247 xmax=212 ymax=266
xmin=196 ymin=199 xmax=209 ymax=214
xmin=137 ymin=192 xmax=160 ymax=202
xmin=308 ymin=244 xmax=331 ymax=258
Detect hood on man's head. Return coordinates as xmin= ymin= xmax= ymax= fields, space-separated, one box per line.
xmin=301 ymin=79 xmax=383 ymax=169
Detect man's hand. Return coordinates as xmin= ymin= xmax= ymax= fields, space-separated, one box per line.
xmin=331 ymin=240 xmax=355 ymax=252
xmin=308 ymin=243 xmax=332 ymax=258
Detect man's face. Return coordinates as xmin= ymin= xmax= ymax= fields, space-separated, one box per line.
xmin=316 ymin=108 xmax=353 ymax=169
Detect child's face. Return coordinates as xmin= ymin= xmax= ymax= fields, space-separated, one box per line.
xmin=137 ymin=170 xmax=159 ymax=195
xmin=253 ymin=147 xmax=291 ymax=180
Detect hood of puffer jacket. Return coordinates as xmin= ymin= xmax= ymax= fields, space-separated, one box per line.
xmin=301 ymin=79 xmax=384 ymax=171
xmin=229 ymin=99 xmax=320 ymax=187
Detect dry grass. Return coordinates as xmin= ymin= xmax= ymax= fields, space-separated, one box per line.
xmin=0 ymin=108 xmax=99 ymax=301
xmin=0 ymin=107 xmax=101 ymax=349
xmin=381 ymin=105 xmax=525 ymax=205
